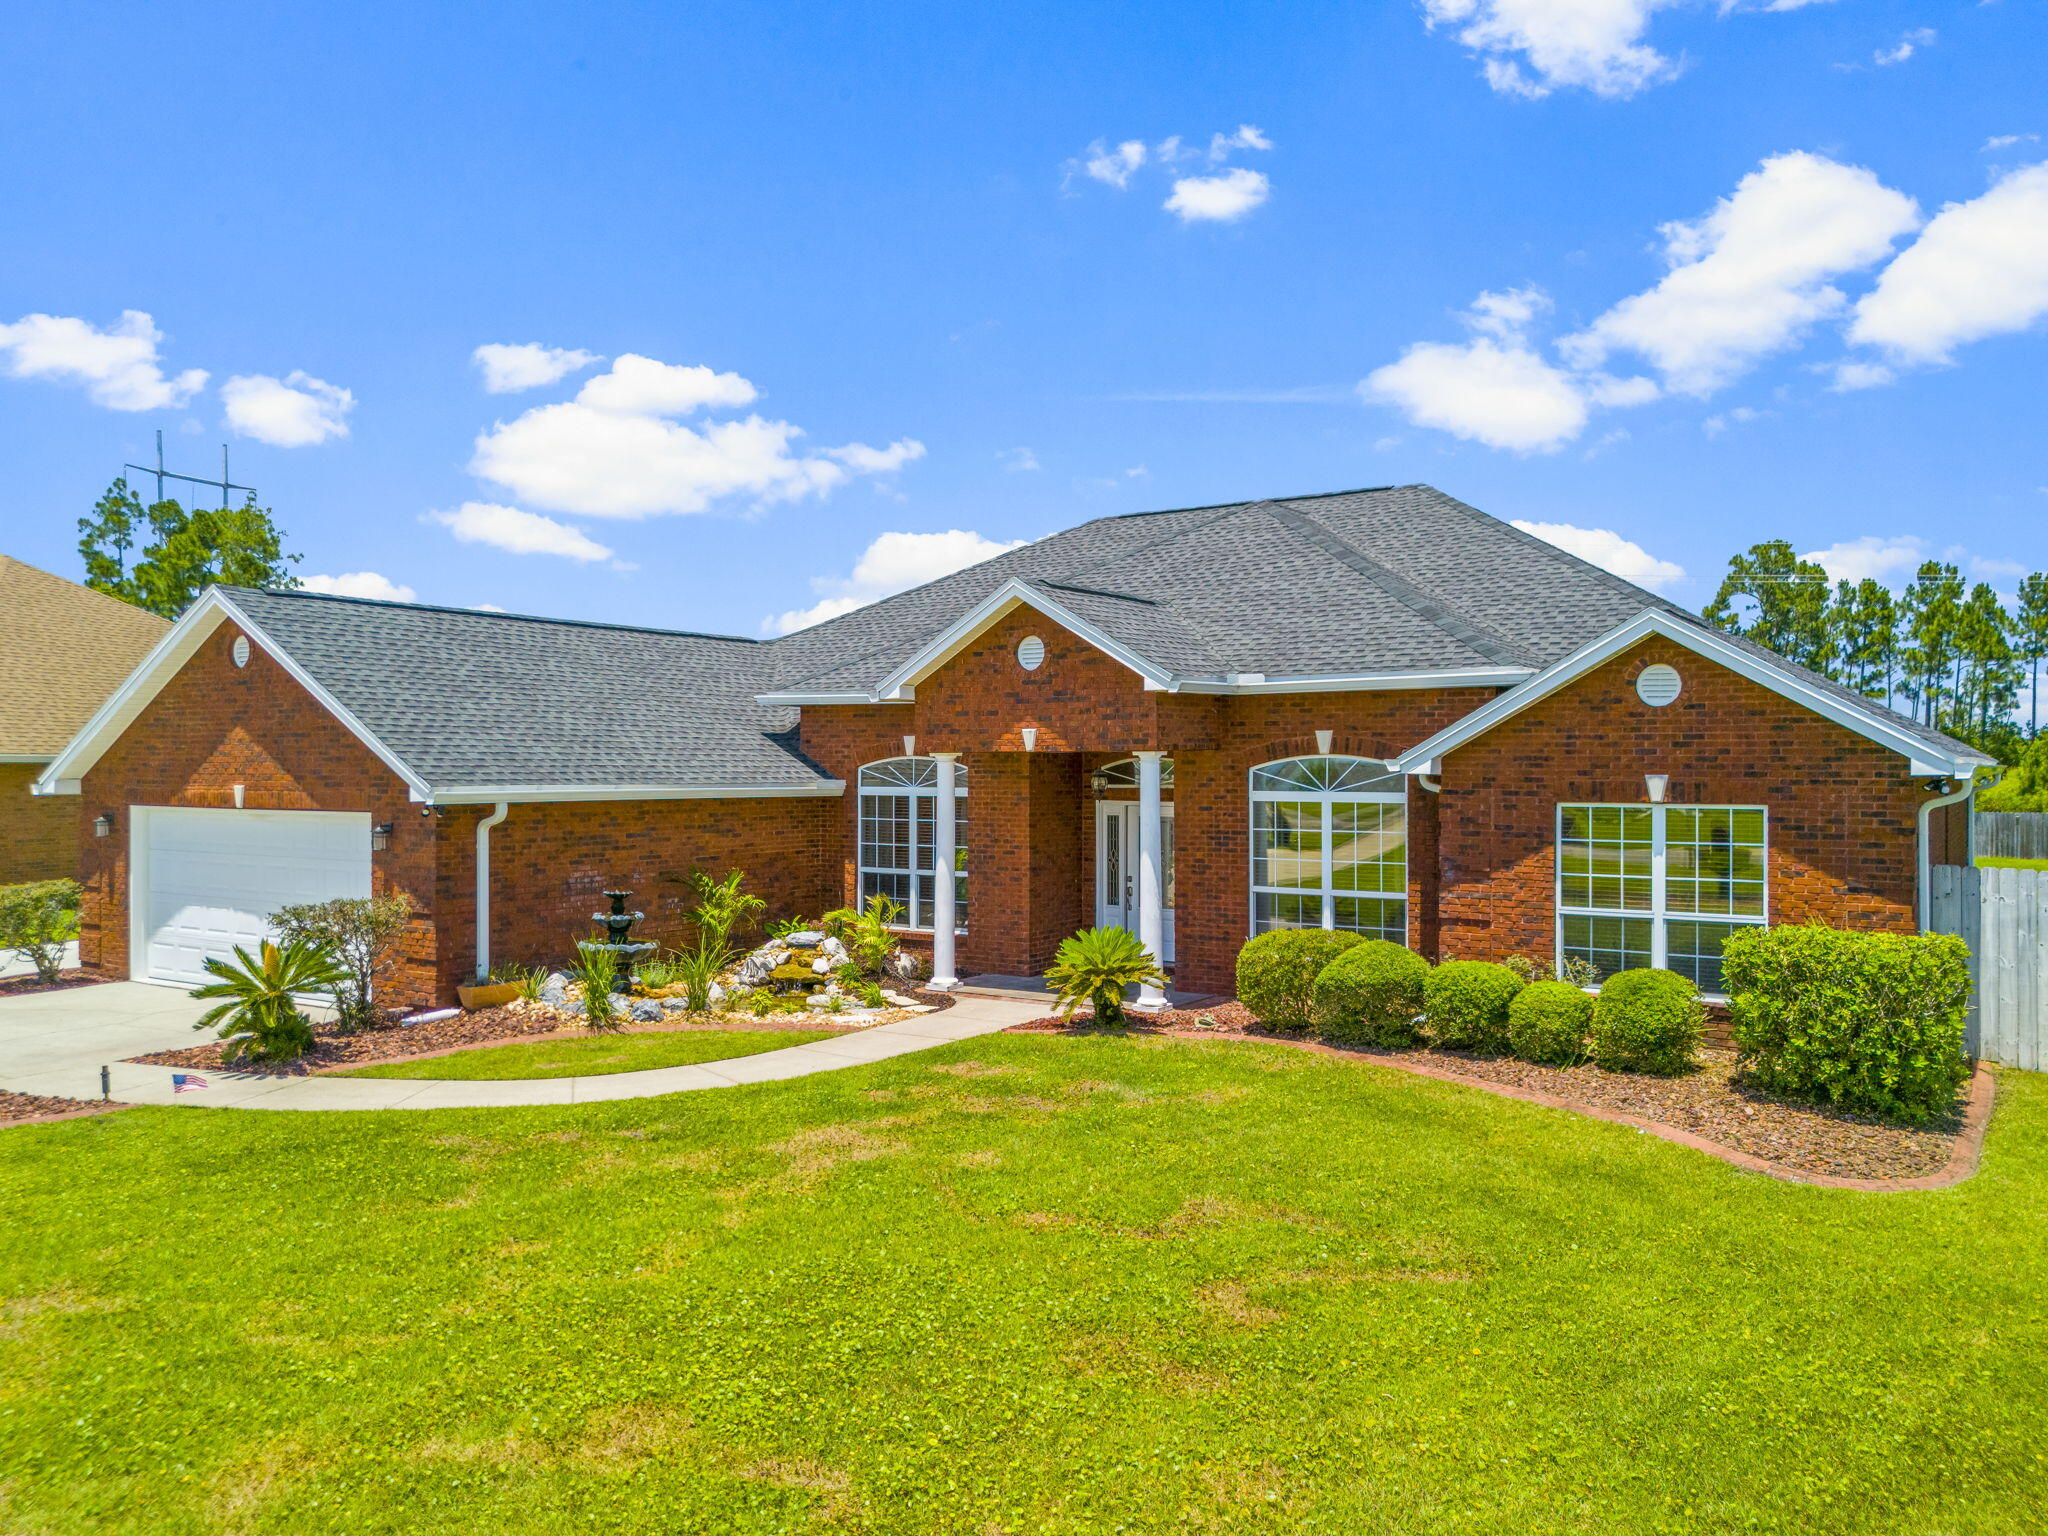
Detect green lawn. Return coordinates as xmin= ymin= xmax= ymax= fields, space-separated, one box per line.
xmin=338 ymin=1028 xmax=837 ymax=1080
xmin=2 ymin=1036 xmax=2044 ymax=1535
xmin=1978 ymin=856 xmax=2048 ymax=871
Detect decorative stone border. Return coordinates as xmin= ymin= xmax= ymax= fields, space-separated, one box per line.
xmin=1287 ymin=1038 xmax=1999 ymax=1192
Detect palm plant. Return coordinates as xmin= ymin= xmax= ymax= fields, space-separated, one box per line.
xmin=190 ymin=938 xmax=348 ymax=1065
xmin=821 ymin=894 xmax=906 ymax=973
xmin=1044 ymin=927 xmax=1166 ymax=1029
xmin=686 ymin=869 xmax=767 ymax=954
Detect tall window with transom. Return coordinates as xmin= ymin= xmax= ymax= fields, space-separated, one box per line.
xmin=857 ymin=757 xmax=968 ymax=931
xmin=1249 ymin=756 xmax=1408 ymax=943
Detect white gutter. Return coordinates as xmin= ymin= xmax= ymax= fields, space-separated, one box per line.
xmin=1415 ymin=774 xmax=1441 ymax=793
xmin=475 ymin=802 xmax=510 ymax=980
xmin=1917 ymin=777 xmax=1976 ymax=933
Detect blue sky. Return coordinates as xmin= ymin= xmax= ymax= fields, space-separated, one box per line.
xmin=1 ymin=1 xmax=2043 ymax=636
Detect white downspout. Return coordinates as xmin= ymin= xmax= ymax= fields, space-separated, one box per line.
xmin=475 ymin=802 xmax=510 ymax=979
xmin=1917 ymin=777 xmax=1974 ymax=933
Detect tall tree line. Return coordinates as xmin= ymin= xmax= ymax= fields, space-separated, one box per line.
xmin=1705 ymin=541 xmax=2048 ymax=761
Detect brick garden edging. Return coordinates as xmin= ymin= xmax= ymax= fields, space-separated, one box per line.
xmin=1284 ymin=1037 xmax=1999 ymax=1192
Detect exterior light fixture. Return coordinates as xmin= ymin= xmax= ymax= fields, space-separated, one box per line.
xmin=1645 ymin=773 xmax=1669 ymax=803
xmin=1089 ymin=767 xmax=1110 ymax=798
xmin=371 ymin=822 xmax=394 ymax=852
xmin=93 ymin=813 xmax=114 ymax=838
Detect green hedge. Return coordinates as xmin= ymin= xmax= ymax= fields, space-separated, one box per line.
xmin=1313 ymin=940 xmax=1429 ymax=1048
xmin=1590 ymin=969 xmax=1703 ymax=1075
xmin=1723 ymin=924 xmax=1971 ymax=1122
xmin=1236 ymin=929 xmax=1364 ymax=1032
xmin=0 ymin=879 xmax=83 ymax=985
xmin=1508 ymin=980 xmax=1594 ymax=1065
xmin=1422 ymin=960 xmax=1523 ymax=1053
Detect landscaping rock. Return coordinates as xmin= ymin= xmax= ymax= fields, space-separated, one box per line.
xmin=629 ymin=999 xmax=664 ymax=1022
xmin=884 ymin=952 xmax=923 ymax=981
xmin=820 ymin=936 xmax=848 ymax=962
xmin=706 ymin=982 xmax=726 ymax=1005
xmin=540 ymin=972 xmax=571 ymax=1006
xmin=811 ymin=956 xmax=832 ymax=974
xmin=783 ymin=929 xmax=826 ymax=947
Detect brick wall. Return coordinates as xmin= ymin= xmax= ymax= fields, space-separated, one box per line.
xmin=1433 ymin=635 xmax=1946 ymax=965
xmin=0 ymin=762 xmax=75 ymax=884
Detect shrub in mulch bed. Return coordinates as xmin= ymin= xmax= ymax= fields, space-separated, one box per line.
xmin=132 ymin=989 xmax=958 ymax=1076
xmin=1 ymin=1090 xmax=114 ymax=1127
xmin=1012 ymin=1003 xmax=1968 ymax=1182
xmin=0 ymin=970 xmax=102 ymax=1000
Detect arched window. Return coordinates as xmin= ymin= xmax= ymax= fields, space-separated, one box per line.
xmin=858 ymin=757 xmax=969 ymax=931
xmin=1249 ymin=756 xmax=1407 ymax=942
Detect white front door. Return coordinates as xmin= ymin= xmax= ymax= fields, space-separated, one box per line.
xmin=132 ymin=807 xmax=373 ymax=986
xmin=1095 ymin=801 xmax=1175 ymax=963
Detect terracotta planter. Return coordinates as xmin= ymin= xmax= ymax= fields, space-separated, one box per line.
xmin=457 ymin=981 xmax=523 ymax=1011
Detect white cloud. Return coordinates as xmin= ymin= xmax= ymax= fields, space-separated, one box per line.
xmin=469 ymin=354 xmax=921 ymax=518
xmin=1365 ymin=337 xmax=1587 ymax=451
xmin=0 ymin=310 xmax=206 ymax=410
xmin=1165 ymin=167 xmax=1271 ymax=223
xmin=1983 ymin=135 xmax=2039 ymax=153
xmin=1801 ymin=535 xmax=1926 ymax=584
xmin=998 ymin=447 xmax=1042 ymax=472
xmin=472 ymin=342 xmax=601 ymax=393
xmin=221 ymin=371 xmax=354 ymax=447
xmin=1846 ymin=163 xmax=2048 ymax=366
xmin=427 ymin=501 xmax=615 ymax=562
xmin=1422 ymin=0 xmax=1680 ymax=100
xmin=1701 ymin=404 xmax=1766 ymax=435
xmin=576 ymin=354 xmax=756 ymax=414
xmin=767 ymin=529 xmax=1028 ymax=635
xmin=1512 ymin=519 xmax=1685 ymax=591
xmin=1080 ymin=139 xmax=1147 ymax=189
xmin=300 ymin=571 xmax=418 ymax=602
xmin=1562 ymin=151 xmax=1919 ymax=394
xmin=1873 ymin=28 xmax=1934 ymax=66
xmin=1209 ymin=124 xmax=1272 ymax=162
xmin=1826 ymin=360 xmax=1895 ymax=391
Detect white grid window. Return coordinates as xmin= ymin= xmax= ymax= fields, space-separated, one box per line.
xmin=1557 ymin=804 xmax=1767 ymax=993
xmin=1250 ymin=757 xmax=1408 ymax=944
xmin=858 ymin=758 xmax=968 ymax=931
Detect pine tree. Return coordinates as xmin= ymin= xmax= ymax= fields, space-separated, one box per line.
xmin=2016 ymin=572 xmax=2048 ymax=735
xmin=77 ymin=482 xmax=300 ymax=619
xmin=1898 ymin=562 xmax=1965 ymax=725
xmin=1703 ymin=541 xmax=1834 ymax=673
xmin=1957 ymin=582 xmax=2020 ymax=734
xmin=1830 ymin=578 xmax=1897 ymax=702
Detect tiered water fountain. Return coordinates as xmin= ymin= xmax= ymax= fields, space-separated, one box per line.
xmin=580 ymin=890 xmax=659 ymax=993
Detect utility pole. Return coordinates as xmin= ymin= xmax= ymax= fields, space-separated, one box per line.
xmin=124 ymin=430 xmax=257 ymax=508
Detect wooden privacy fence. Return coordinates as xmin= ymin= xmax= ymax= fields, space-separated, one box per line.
xmin=1929 ymin=864 xmax=2048 ymax=1071
xmin=1973 ymin=811 xmax=2048 ymax=861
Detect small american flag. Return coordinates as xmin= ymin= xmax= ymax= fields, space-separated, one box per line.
xmin=171 ymin=1073 xmax=210 ymax=1093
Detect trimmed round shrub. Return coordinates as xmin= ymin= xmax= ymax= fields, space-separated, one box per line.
xmin=1313 ymin=940 xmax=1430 ymax=1048
xmin=1422 ymin=960 xmax=1524 ymax=1053
xmin=1508 ymin=980 xmax=1594 ymax=1065
xmin=1590 ymin=968 xmax=1704 ymax=1075
xmin=1235 ymin=929 xmax=1365 ymax=1032
xmin=1723 ymin=924 xmax=1970 ymax=1122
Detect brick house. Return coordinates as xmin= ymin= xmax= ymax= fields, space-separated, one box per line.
xmin=0 ymin=555 xmax=170 ymax=884
xmin=34 ymin=485 xmax=1985 ymax=1010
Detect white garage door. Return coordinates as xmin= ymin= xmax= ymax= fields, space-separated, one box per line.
xmin=135 ymin=807 xmax=373 ymax=986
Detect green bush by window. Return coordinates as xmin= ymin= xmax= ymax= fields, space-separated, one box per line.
xmin=1235 ymin=929 xmax=1364 ymax=1032
xmin=1722 ymin=925 xmax=1971 ymax=1122
xmin=1508 ymin=980 xmax=1594 ymax=1066
xmin=1422 ymin=960 xmax=1524 ymax=1053
xmin=1313 ymin=940 xmax=1429 ymax=1047
xmin=1590 ymin=968 xmax=1703 ymax=1075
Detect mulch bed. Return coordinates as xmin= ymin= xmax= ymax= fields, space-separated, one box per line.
xmin=0 ymin=969 xmax=104 ymax=1000
xmin=1011 ymin=1004 xmax=1968 ymax=1182
xmin=1 ymin=1090 xmax=119 ymax=1128
xmin=130 ymin=989 xmax=958 ymax=1077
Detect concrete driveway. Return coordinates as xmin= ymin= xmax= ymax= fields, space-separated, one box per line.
xmin=0 ymin=979 xmax=218 ymax=1100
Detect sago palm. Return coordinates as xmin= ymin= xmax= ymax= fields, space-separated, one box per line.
xmin=1044 ymin=926 xmax=1167 ymax=1028
xmin=190 ymin=938 xmax=348 ymax=1065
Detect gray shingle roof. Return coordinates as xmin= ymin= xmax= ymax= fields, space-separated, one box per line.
xmin=216 ymin=483 xmax=1982 ymax=788
xmin=223 ymin=588 xmax=829 ymax=792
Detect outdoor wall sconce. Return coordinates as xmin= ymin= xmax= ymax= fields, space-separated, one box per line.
xmin=1088 ymin=767 xmax=1110 ymax=798
xmin=371 ymin=822 xmax=394 ymax=852
xmin=1645 ymin=773 xmax=1669 ymax=803
xmin=92 ymin=813 xmax=114 ymax=838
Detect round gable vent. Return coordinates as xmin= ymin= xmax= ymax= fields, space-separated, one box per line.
xmin=232 ymin=636 xmax=251 ymax=668
xmin=1636 ymin=663 xmax=1681 ymax=707
xmin=1017 ymin=635 xmax=1045 ymax=671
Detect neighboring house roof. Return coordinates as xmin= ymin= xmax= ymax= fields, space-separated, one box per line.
xmin=39 ymin=587 xmax=836 ymax=802
xmin=0 ymin=555 xmax=170 ymax=757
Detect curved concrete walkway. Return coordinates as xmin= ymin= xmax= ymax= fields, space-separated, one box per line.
xmin=22 ymin=991 xmax=1046 ymax=1111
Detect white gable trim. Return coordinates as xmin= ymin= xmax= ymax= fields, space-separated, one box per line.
xmin=1389 ymin=608 xmax=1993 ymax=777
xmin=33 ymin=588 xmax=436 ymax=801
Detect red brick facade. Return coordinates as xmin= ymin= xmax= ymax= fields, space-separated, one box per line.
xmin=70 ymin=605 xmax=1968 ymax=1009
xmin=1 ymin=762 xmax=75 ymax=884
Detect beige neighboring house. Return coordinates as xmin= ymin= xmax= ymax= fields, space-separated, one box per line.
xmin=1 ymin=555 xmax=171 ymax=885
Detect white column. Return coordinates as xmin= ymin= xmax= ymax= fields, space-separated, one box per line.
xmin=1133 ymin=750 xmax=1167 ymax=1012
xmin=929 ymin=753 xmax=960 ymax=990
